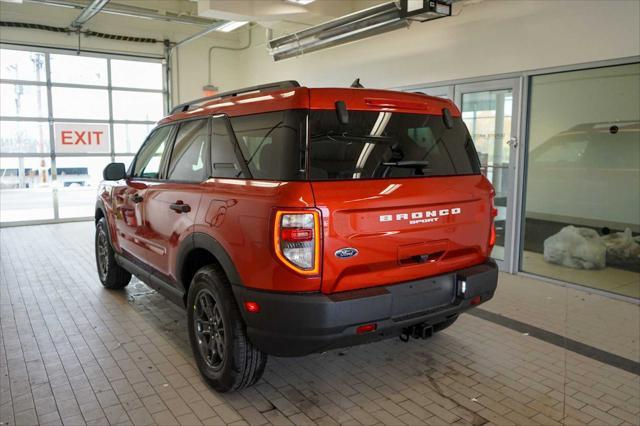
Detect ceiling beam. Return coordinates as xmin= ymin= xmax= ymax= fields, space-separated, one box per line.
xmin=69 ymin=0 xmax=109 ymax=29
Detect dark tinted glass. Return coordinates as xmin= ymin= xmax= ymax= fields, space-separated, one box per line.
xmin=229 ymin=110 xmax=305 ymax=180
xmin=132 ymin=125 xmax=172 ymax=178
xmin=168 ymin=119 xmax=208 ymax=182
xmin=212 ymin=117 xmax=244 ymax=178
xmin=309 ymin=111 xmax=480 ymax=180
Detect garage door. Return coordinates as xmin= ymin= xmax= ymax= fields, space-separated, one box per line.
xmin=0 ymin=47 xmax=165 ymax=225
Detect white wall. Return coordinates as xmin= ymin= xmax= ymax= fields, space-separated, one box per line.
xmin=2 ymin=1 xmax=639 ymax=108
xmin=228 ymin=0 xmax=640 ymax=90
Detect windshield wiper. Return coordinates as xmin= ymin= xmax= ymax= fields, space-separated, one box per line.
xmin=311 ymin=132 xmax=394 ymax=144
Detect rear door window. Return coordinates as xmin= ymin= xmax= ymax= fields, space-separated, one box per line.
xmin=168 ymin=119 xmax=209 ymax=182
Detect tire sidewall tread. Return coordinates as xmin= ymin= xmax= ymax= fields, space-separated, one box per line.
xmin=95 ymin=218 xmax=131 ymax=290
xmin=187 ymin=265 xmax=266 ymax=392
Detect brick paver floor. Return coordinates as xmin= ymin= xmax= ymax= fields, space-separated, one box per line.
xmin=1 ymin=222 xmax=639 ymax=425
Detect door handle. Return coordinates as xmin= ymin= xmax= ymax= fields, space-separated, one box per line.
xmin=130 ymin=194 xmax=143 ymax=203
xmin=169 ymin=200 xmax=191 ymax=214
xmin=506 ymin=137 xmax=518 ymax=148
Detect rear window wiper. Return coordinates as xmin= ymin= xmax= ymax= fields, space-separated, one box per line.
xmin=311 ymin=132 xmax=394 ymax=144
xmin=381 ymin=160 xmax=430 ymax=169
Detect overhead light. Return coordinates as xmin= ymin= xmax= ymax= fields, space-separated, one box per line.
xmin=269 ymin=1 xmax=451 ymax=61
xmin=284 ymin=0 xmax=316 ymax=5
xmin=216 ymin=21 xmax=248 ymax=32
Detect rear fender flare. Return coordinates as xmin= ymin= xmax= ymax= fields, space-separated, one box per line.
xmin=176 ymin=233 xmax=243 ymax=294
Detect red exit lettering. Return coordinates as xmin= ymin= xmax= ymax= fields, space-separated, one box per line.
xmin=60 ymin=130 xmax=104 ymax=145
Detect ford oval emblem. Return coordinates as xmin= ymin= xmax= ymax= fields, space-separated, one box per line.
xmin=335 ymin=247 xmax=358 ymax=258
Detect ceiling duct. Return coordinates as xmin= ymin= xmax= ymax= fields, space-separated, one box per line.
xmin=268 ymin=0 xmax=452 ymax=61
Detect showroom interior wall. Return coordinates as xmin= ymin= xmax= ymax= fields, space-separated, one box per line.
xmin=227 ymin=1 xmax=640 ymax=90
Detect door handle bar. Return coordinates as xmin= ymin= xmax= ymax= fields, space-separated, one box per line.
xmin=169 ymin=201 xmax=191 ymax=213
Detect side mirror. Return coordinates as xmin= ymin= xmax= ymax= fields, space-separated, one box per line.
xmin=103 ymin=162 xmax=126 ymax=181
xmin=335 ymin=100 xmax=349 ymax=125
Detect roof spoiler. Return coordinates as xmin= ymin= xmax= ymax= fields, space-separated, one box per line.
xmin=170 ymin=80 xmax=301 ymax=115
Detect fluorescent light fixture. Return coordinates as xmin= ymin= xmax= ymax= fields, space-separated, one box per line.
xmin=216 ymin=21 xmax=248 ymax=32
xmin=285 ymin=0 xmax=316 ymax=5
xmin=269 ymin=1 xmax=451 ymax=61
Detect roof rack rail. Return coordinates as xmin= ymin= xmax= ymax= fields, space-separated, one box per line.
xmin=170 ymin=80 xmax=301 ymax=115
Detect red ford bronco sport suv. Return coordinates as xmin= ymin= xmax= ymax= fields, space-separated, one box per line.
xmin=95 ymin=81 xmax=498 ymax=392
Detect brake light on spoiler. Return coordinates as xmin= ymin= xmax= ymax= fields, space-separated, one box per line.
xmin=274 ymin=210 xmax=321 ymax=275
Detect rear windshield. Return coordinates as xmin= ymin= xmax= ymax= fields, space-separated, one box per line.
xmin=309 ymin=110 xmax=480 ymax=180
xmin=223 ymin=109 xmax=480 ymax=181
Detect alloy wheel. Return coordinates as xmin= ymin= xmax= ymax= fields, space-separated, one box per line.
xmin=194 ymin=289 xmax=226 ymax=370
xmin=96 ymin=229 xmax=109 ymax=280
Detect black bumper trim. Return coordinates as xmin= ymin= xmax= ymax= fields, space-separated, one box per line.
xmin=232 ymin=259 xmax=498 ymax=357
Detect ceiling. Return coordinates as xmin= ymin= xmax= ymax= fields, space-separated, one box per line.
xmin=194 ymin=0 xmax=390 ymax=32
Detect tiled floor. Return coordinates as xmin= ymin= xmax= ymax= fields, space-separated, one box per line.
xmin=1 ymin=222 xmax=639 ymax=426
xmin=521 ymin=251 xmax=640 ymax=299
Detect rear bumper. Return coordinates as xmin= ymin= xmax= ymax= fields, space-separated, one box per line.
xmin=232 ymin=259 xmax=498 ymax=357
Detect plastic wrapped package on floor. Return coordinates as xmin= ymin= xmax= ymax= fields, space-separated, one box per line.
xmin=543 ymin=225 xmax=606 ymax=269
xmin=602 ymin=228 xmax=640 ymax=269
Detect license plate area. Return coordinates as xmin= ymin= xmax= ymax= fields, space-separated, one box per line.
xmin=389 ymin=274 xmax=456 ymax=318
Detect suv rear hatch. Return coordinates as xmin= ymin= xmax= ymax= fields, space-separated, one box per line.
xmin=307 ymin=105 xmax=494 ymax=294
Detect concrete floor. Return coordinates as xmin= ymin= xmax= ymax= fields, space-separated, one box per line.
xmin=1 ymin=222 xmax=639 ymax=426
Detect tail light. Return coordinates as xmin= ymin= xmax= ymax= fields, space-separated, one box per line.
xmin=488 ymin=189 xmax=498 ymax=255
xmin=274 ymin=210 xmax=321 ymax=275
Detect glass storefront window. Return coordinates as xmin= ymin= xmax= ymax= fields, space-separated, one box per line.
xmin=0 ymin=121 xmax=50 ymax=154
xmin=0 ymin=49 xmax=46 ymax=82
xmin=112 ymin=91 xmax=164 ymax=121
xmin=113 ymin=123 xmax=154 ymax=153
xmin=50 ymin=54 xmax=108 ymax=86
xmin=0 ymin=83 xmax=48 ymax=117
xmin=0 ymin=47 xmax=164 ymax=224
xmin=0 ymin=156 xmax=54 ymax=222
xmin=51 ymin=87 xmax=109 ymax=119
xmin=461 ymin=89 xmax=513 ymax=261
xmin=523 ymin=63 xmax=640 ymax=298
xmin=111 ymin=59 xmax=163 ymax=90
xmin=56 ymin=156 xmax=111 ymax=218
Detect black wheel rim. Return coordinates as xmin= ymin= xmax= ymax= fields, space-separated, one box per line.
xmin=193 ymin=289 xmax=225 ymax=370
xmin=96 ymin=229 xmax=109 ymax=280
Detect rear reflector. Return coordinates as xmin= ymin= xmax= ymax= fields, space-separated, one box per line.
xmin=470 ymin=295 xmax=481 ymax=306
xmin=281 ymin=228 xmax=313 ymax=242
xmin=244 ymin=301 xmax=260 ymax=313
xmin=356 ymin=323 xmax=377 ymax=334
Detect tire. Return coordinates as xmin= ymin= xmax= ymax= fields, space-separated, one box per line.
xmin=433 ymin=315 xmax=458 ymax=333
xmin=95 ymin=217 xmax=131 ymax=289
xmin=187 ymin=265 xmax=267 ymax=392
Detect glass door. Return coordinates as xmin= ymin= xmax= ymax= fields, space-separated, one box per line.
xmin=454 ymin=79 xmax=521 ymax=270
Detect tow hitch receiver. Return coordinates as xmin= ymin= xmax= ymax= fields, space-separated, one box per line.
xmin=399 ymin=323 xmax=433 ymax=342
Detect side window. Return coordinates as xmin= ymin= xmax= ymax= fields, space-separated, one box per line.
xmin=168 ymin=119 xmax=209 ymax=182
xmin=132 ymin=125 xmax=173 ymax=178
xmin=229 ymin=111 xmax=304 ymax=180
xmin=211 ymin=116 xmax=243 ymax=178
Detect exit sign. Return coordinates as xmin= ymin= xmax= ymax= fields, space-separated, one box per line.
xmin=54 ymin=123 xmax=110 ymax=154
